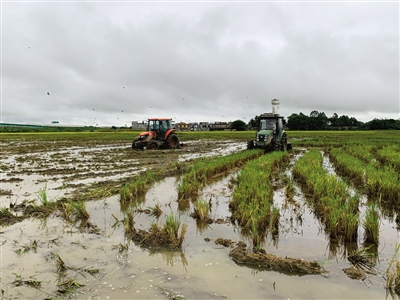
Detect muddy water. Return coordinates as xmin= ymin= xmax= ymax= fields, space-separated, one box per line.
xmin=1 ymin=144 xmax=399 ymax=299
xmin=2 ymin=172 xmax=398 ymax=299
xmin=0 ymin=140 xmax=245 ymax=208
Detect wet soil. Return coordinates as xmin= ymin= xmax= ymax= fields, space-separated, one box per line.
xmin=229 ymin=241 xmax=324 ymax=275
xmin=1 ymin=138 xmax=399 ymax=299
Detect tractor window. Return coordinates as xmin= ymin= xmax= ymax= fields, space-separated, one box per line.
xmin=160 ymin=120 xmax=168 ymax=131
xmin=148 ymin=120 xmax=159 ymax=131
xmin=259 ymin=119 xmax=276 ymax=130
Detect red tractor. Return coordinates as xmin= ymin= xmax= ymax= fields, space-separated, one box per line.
xmin=132 ymin=118 xmax=180 ymax=150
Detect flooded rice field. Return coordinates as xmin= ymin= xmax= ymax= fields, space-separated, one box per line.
xmin=1 ymin=138 xmax=399 ymax=299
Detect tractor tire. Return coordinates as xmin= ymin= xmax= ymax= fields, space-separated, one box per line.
xmin=273 ymin=139 xmax=281 ymax=152
xmin=280 ymin=133 xmax=288 ymax=152
xmin=167 ymin=133 xmax=180 ymax=149
xmin=247 ymin=140 xmax=254 ymax=150
xmin=132 ymin=139 xmax=138 ymax=149
xmin=148 ymin=140 xmax=159 ymax=150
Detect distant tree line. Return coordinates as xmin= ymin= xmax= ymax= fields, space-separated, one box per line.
xmin=247 ymin=111 xmax=400 ymax=130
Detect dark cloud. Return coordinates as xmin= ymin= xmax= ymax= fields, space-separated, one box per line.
xmin=2 ymin=2 xmax=398 ymax=126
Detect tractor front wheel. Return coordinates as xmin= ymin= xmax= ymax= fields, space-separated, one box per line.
xmin=167 ymin=134 xmax=180 ymax=149
xmin=247 ymin=140 xmax=254 ymax=150
xmin=148 ymin=140 xmax=159 ymax=150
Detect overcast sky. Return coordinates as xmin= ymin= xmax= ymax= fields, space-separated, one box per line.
xmin=1 ymin=1 xmax=399 ymax=127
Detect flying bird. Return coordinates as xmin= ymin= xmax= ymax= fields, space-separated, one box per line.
xmin=47 ymin=92 xmax=50 ymax=95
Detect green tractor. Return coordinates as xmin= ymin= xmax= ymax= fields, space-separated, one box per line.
xmin=247 ymin=99 xmax=291 ymax=153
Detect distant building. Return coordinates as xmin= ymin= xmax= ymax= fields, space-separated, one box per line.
xmin=177 ymin=122 xmax=190 ymax=131
xmin=198 ymin=122 xmax=211 ymax=131
xmin=210 ymin=121 xmax=232 ymax=131
xmin=190 ymin=122 xmax=199 ymax=131
xmin=131 ymin=121 xmax=146 ymax=131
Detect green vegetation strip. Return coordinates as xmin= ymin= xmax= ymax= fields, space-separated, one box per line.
xmin=177 ymin=150 xmax=264 ymax=199
xmin=230 ymin=151 xmax=288 ymax=235
xmin=293 ymin=149 xmax=359 ymax=242
xmin=330 ymin=146 xmax=400 ymax=203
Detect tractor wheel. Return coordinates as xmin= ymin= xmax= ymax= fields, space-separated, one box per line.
xmin=148 ymin=140 xmax=159 ymax=150
xmin=167 ymin=134 xmax=180 ymax=149
xmin=280 ymin=133 xmax=288 ymax=152
xmin=247 ymin=140 xmax=254 ymax=150
xmin=132 ymin=139 xmax=138 ymax=149
xmin=273 ymin=139 xmax=281 ymax=151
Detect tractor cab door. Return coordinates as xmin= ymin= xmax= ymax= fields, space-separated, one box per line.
xmin=159 ymin=120 xmax=169 ymax=139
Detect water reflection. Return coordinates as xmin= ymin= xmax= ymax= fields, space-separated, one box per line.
xmin=148 ymin=248 xmax=188 ymax=271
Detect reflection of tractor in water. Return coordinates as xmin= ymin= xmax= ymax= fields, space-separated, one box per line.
xmin=132 ymin=118 xmax=180 ymax=150
xmin=247 ymin=99 xmax=291 ymax=153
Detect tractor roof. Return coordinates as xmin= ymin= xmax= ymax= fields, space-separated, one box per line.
xmin=148 ymin=118 xmax=172 ymax=121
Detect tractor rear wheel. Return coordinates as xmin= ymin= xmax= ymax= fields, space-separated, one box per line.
xmin=148 ymin=140 xmax=159 ymax=150
xmin=167 ymin=134 xmax=180 ymax=149
xmin=280 ymin=133 xmax=288 ymax=151
xmin=247 ymin=140 xmax=254 ymax=150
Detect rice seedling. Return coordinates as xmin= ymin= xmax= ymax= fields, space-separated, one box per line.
xmin=363 ymin=202 xmax=380 ymax=244
xmin=124 ymin=210 xmax=135 ymax=234
xmin=62 ymin=199 xmax=90 ymax=221
xmin=163 ymin=213 xmax=188 ymax=248
xmin=35 ymin=184 xmax=57 ymax=209
xmin=385 ymin=243 xmax=400 ymax=295
xmin=285 ymin=180 xmax=295 ymax=200
xmin=120 ymin=170 xmax=160 ymax=202
xmin=147 ymin=203 xmax=163 ymax=218
xmin=292 ymin=149 xmax=359 ymax=242
xmin=230 ymin=151 xmax=288 ymax=237
xmin=14 ymin=240 xmax=38 ymax=256
xmin=50 ymin=252 xmax=67 ymax=273
xmin=177 ymin=150 xmax=263 ymax=200
xmin=11 ymin=273 xmax=42 ymax=289
xmin=193 ymin=198 xmax=211 ymax=221
xmin=269 ymin=206 xmax=280 ymax=235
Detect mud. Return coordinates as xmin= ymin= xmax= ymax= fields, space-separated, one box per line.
xmin=229 ymin=241 xmax=324 ymax=275
xmin=0 ymin=139 xmax=246 ymax=208
xmin=1 ymin=138 xmax=400 ymax=299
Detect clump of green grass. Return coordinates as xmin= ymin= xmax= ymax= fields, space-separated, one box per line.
xmin=164 ymin=214 xmax=187 ymax=246
xmin=62 ymin=199 xmax=90 ymax=222
xmin=193 ymin=198 xmax=211 ymax=221
xmin=363 ymin=203 xmax=380 ymax=244
xmin=36 ymin=184 xmax=57 ymax=208
xmin=147 ymin=203 xmax=163 ymax=218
